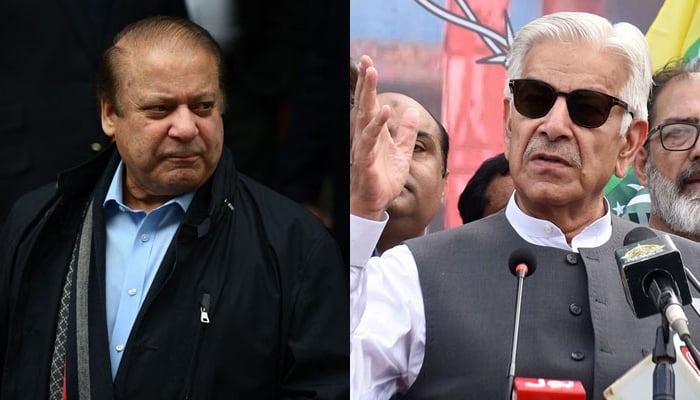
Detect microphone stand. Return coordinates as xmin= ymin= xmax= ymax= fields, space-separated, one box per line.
xmin=681 ymin=267 xmax=700 ymax=368
xmin=684 ymin=267 xmax=700 ymax=294
xmin=652 ymin=316 xmax=676 ymax=400
xmin=505 ymin=268 xmax=526 ymax=400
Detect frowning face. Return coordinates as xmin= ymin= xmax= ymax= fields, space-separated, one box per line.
xmin=101 ymin=42 xmax=224 ymax=210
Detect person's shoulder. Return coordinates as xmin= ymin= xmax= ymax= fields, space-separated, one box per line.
xmin=235 ymin=174 xmax=330 ymax=231
xmin=2 ymin=181 xmax=60 ymax=239
xmin=612 ymin=217 xmax=700 ymax=256
xmin=667 ymin=232 xmax=700 ymax=256
xmin=611 ymin=214 xmax=646 ymax=231
xmin=408 ymin=211 xmax=505 ymax=247
xmin=237 ymin=174 xmax=309 ymax=210
xmin=7 ymin=182 xmax=59 ymax=220
xmin=232 ymin=174 xmax=343 ymax=262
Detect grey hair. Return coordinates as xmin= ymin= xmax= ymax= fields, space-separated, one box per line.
xmin=647 ymin=57 xmax=700 ymax=132
xmin=503 ymin=12 xmax=652 ymax=136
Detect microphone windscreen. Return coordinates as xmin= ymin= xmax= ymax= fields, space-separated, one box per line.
xmin=616 ymin=227 xmax=692 ymax=317
xmin=623 ymin=226 xmax=657 ymax=246
xmin=508 ymin=248 xmax=537 ymax=277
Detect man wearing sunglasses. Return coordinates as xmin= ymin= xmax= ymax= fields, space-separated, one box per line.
xmin=350 ymin=12 xmax=700 ymax=400
xmin=634 ymin=58 xmax=700 ymax=242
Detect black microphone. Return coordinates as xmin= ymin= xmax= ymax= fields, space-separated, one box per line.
xmin=615 ymin=227 xmax=692 ymax=336
xmin=509 ymin=248 xmax=537 ymax=278
xmin=506 ymin=248 xmax=537 ymax=400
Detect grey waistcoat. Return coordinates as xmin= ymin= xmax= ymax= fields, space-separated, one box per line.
xmin=399 ymin=211 xmax=700 ymax=400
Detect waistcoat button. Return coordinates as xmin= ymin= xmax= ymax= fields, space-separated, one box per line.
xmin=569 ymin=303 xmax=582 ymax=316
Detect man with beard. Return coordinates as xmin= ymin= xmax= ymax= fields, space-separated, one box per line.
xmin=350 ymin=12 xmax=700 ymax=400
xmin=350 ymin=91 xmax=449 ymax=255
xmin=633 ymin=58 xmax=700 ymax=242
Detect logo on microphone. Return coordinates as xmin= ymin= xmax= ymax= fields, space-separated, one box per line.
xmin=620 ymin=243 xmax=665 ymax=262
xmin=523 ymin=378 xmax=578 ymax=389
xmin=514 ymin=377 xmax=587 ymax=398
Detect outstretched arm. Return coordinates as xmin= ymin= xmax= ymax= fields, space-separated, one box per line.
xmin=349 ymin=56 xmax=426 ymax=399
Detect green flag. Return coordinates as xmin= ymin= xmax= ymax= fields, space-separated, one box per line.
xmin=604 ymin=167 xmax=650 ymax=225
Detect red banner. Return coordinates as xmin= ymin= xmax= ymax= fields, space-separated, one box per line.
xmin=441 ymin=0 xmax=509 ymax=228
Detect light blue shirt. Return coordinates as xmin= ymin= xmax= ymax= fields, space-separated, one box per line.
xmin=103 ymin=162 xmax=194 ymax=379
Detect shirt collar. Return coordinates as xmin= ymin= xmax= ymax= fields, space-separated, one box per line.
xmin=504 ymin=192 xmax=612 ymax=252
xmin=103 ymin=161 xmax=194 ymax=213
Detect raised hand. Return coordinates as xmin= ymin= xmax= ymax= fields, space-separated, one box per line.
xmin=350 ymin=55 xmax=418 ymax=221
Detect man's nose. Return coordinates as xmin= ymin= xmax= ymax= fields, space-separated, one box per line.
xmin=539 ymin=97 xmax=575 ymax=140
xmin=168 ymin=105 xmax=199 ymax=139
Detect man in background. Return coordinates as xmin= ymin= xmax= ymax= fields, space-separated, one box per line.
xmin=457 ymin=152 xmax=513 ymax=223
xmin=634 ymin=57 xmax=700 ymax=242
xmin=351 ymin=90 xmax=449 ymax=255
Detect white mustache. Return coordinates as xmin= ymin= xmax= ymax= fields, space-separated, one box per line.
xmin=523 ymin=138 xmax=582 ymax=170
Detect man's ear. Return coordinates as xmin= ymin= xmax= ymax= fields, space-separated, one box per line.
xmin=614 ymin=118 xmax=648 ymax=178
xmin=632 ymin=145 xmax=650 ymax=187
xmin=503 ymin=99 xmax=512 ymax=160
xmin=101 ymin=99 xmax=117 ymax=138
xmin=440 ymin=169 xmax=450 ymax=203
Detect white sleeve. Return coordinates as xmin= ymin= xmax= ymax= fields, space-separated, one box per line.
xmin=350 ymin=214 xmax=426 ymax=399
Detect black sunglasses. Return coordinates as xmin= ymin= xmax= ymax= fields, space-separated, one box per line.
xmin=509 ymin=79 xmax=633 ymax=128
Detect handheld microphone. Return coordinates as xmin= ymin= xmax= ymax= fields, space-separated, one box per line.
xmin=614 ymin=227 xmax=692 ymax=336
xmin=506 ymin=248 xmax=537 ymax=400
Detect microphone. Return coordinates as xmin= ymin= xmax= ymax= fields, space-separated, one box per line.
xmin=505 ymin=248 xmax=587 ymax=399
xmin=615 ymin=227 xmax=692 ymax=337
xmin=506 ymin=248 xmax=537 ymax=399
xmin=508 ymin=247 xmax=537 ymax=278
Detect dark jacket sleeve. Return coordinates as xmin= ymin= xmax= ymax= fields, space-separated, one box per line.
xmin=236 ymin=172 xmax=348 ymax=398
xmin=281 ymin=231 xmax=349 ymax=399
xmin=0 ymin=183 xmax=59 ymax=388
